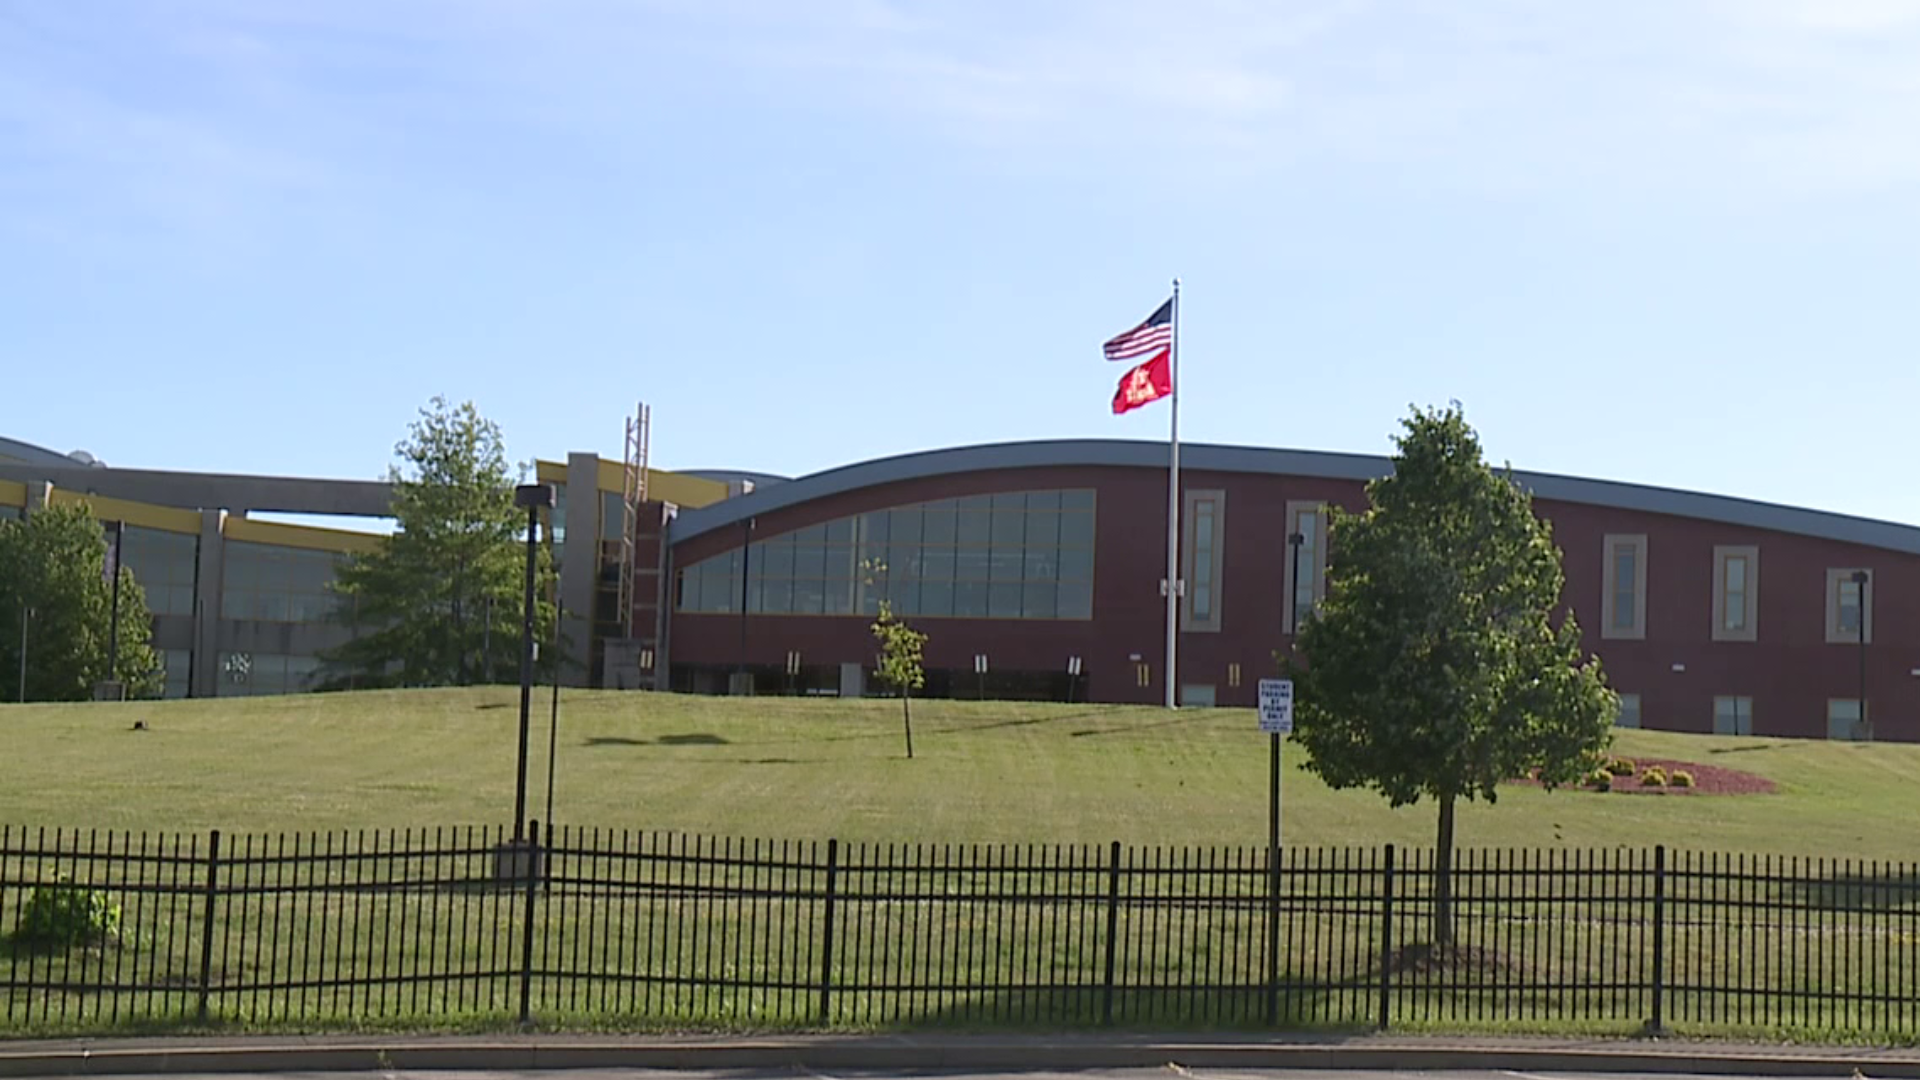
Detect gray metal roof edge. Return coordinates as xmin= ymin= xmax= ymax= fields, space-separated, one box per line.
xmin=0 ymin=436 xmax=80 ymax=468
xmin=669 ymin=439 xmax=1920 ymax=556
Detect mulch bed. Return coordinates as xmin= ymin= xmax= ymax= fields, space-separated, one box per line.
xmin=1510 ymin=757 xmax=1775 ymax=796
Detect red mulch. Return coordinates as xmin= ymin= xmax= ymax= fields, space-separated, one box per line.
xmin=1510 ymin=757 xmax=1775 ymax=796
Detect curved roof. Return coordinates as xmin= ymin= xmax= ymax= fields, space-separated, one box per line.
xmin=670 ymin=438 xmax=1920 ymax=555
xmin=0 ymin=435 xmax=81 ymax=468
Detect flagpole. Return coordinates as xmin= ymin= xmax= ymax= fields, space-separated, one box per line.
xmin=1164 ymin=278 xmax=1181 ymax=710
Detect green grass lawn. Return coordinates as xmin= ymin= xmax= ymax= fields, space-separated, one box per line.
xmin=2 ymin=687 xmax=1918 ymax=858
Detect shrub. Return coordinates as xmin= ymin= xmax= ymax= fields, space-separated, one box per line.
xmin=1670 ymin=770 xmax=1696 ymax=789
xmin=1585 ymin=770 xmax=1613 ymax=792
xmin=16 ymin=876 xmax=121 ymax=948
xmin=1607 ymin=757 xmax=1637 ymax=776
xmin=1640 ymin=767 xmax=1668 ymax=787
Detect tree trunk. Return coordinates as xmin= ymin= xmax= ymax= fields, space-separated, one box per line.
xmin=901 ymin=689 xmax=915 ymax=759
xmin=1433 ymin=793 xmax=1457 ymax=947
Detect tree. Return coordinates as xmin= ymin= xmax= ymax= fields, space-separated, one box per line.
xmin=0 ymin=503 xmax=161 ymax=702
xmin=326 ymin=397 xmax=555 ymax=689
xmin=1288 ymin=405 xmax=1615 ymax=948
xmin=870 ymin=600 xmax=927 ymax=759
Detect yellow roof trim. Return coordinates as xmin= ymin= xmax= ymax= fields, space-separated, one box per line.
xmin=224 ymin=516 xmax=386 ymax=555
xmin=0 ymin=478 xmax=25 ymax=508
xmin=45 ymin=489 xmax=201 ymax=533
xmin=533 ymin=458 xmax=729 ymax=509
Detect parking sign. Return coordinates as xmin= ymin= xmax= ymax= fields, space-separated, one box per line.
xmin=1257 ymin=678 xmax=1294 ymax=734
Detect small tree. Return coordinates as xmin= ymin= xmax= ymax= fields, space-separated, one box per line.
xmin=870 ymin=600 xmax=927 ymax=759
xmin=1289 ymin=405 xmax=1614 ymax=948
xmin=326 ymin=397 xmax=554 ymax=688
xmin=0 ymin=503 xmax=161 ymax=701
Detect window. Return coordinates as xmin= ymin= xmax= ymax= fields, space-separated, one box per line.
xmin=1712 ymin=696 xmax=1752 ymax=736
xmin=1181 ymin=684 xmax=1217 ymax=708
xmin=151 ymin=648 xmax=192 ymax=700
xmin=1135 ymin=662 xmax=1152 ymax=687
xmin=218 ymin=652 xmax=322 ymax=697
xmin=1712 ymin=545 xmax=1758 ymax=642
xmin=118 ymin=525 xmax=200 ymax=618
xmin=676 ymin=489 xmax=1097 ymax=621
xmin=222 ymin=543 xmax=342 ymax=623
xmin=1827 ymin=698 xmax=1867 ymax=741
xmin=1183 ymin=490 xmax=1225 ymax=632
xmin=1284 ymin=501 xmax=1326 ymax=634
xmin=1601 ymin=534 xmax=1648 ymax=640
xmin=1615 ymin=693 xmax=1641 ymax=728
xmin=1826 ymin=568 xmax=1874 ymax=644
xmin=1227 ymin=662 xmax=1242 ymax=688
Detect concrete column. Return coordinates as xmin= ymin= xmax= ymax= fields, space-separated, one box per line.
xmin=191 ymin=509 xmax=226 ymax=698
xmin=558 ymin=452 xmax=601 ymax=687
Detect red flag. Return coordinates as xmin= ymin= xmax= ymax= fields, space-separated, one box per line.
xmin=1111 ymin=349 xmax=1172 ymax=414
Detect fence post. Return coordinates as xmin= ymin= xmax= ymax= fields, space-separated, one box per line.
xmin=1647 ymin=844 xmax=1666 ymax=1035
xmin=517 ymin=820 xmax=541 ymax=1027
xmin=196 ymin=829 xmax=221 ymax=1021
xmin=1101 ymin=840 xmax=1121 ymax=1025
xmin=1378 ymin=844 xmax=1394 ymax=1030
xmin=818 ymin=838 xmax=839 ymax=1025
xmin=1265 ymin=840 xmax=1279 ymax=1026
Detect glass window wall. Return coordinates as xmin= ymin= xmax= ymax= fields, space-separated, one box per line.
xmin=221 ymin=542 xmax=342 ymax=623
xmin=676 ymin=489 xmax=1096 ymax=620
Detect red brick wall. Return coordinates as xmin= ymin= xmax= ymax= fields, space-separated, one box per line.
xmin=667 ymin=466 xmax=1917 ymax=740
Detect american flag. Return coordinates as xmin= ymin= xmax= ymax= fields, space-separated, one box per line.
xmin=1102 ymin=297 xmax=1173 ymax=361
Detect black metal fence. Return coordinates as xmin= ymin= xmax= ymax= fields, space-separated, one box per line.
xmin=3 ymin=824 xmax=1917 ymax=1036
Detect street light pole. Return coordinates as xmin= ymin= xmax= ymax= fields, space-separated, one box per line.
xmin=106 ymin=521 xmax=124 ymax=689
xmin=512 ymin=483 xmax=554 ymax=843
xmin=736 ymin=517 xmax=755 ymax=694
xmin=1853 ymin=569 xmax=1870 ymax=740
xmin=15 ymin=602 xmax=27 ymax=703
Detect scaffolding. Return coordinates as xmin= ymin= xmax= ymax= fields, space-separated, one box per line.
xmin=618 ymin=402 xmax=650 ymax=639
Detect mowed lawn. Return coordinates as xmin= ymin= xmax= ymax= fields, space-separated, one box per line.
xmin=3 ymin=687 xmax=1919 ymax=860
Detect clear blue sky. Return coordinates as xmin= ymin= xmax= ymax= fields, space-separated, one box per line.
xmin=5 ymin=2 xmax=1920 ymax=522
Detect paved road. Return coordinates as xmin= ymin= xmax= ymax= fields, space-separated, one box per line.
xmin=93 ymin=1060 xmax=1797 ymax=1068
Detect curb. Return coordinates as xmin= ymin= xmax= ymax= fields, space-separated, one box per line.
xmin=5 ymin=1037 xmax=1920 ymax=1077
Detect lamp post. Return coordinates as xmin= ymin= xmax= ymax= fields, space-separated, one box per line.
xmin=1853 ymin=569 xmax=1870 ymax=740
xmin=511 ymin=483 xmax=554 ymax=843
xmin=15 ymin=602 xmax=27 ymax=703
xmin=736 ymin=517 xmax=755 ymax=695
xmin=106 ymin=521 xmax=124 ymax=692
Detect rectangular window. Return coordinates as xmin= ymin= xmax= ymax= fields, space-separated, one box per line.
xmin=1827 ymin=698 xmax=1867 ymax=741
xmin=1227 ymin=662 xmax=1242 ymax=688
xmin=1616 ymin=692 xmax=1641 ymax=728
xmin=1601 ymin=534 xmax=1648 ymax=640
xmin=1180 ymin=684 xmax=1217 ymax=708
xmin=118 ymin=526 xmax=200 ymax=618
xmin=1712 ymin=695 xmax=1753 ymax=736
xmin=1826 ymin=568 xmax=1873 ymax=644
xmin=1182 ymin=490 xmax=1225 ymax=632
xmin=1284 ymin=501 xmax=1326 ymax=634
xmin=1135 ymin=662 xmax=1152 ymax=687
xmin=1712 ymin=545 xmax=1759 ymax=642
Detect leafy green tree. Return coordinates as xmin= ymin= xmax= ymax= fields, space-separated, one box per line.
xmin=0 ymin=503 xmax=161 ymax=702
xmin=326 ymin=397 xmax=555 ymax=688
xmin=870 ymin=600 xmax=927 ymax=759
xmin=1288 ymin=405 xmax=1615 ymax=947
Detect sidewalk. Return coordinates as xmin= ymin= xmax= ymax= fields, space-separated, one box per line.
xmin=4 ymin=1031 xmax=1920 ymax=1077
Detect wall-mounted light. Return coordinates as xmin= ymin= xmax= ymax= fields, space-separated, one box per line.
xmin=1671 ymin=663 xmax=1686 ymax=673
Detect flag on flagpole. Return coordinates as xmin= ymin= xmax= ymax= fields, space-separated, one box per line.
xmin=1112 ymin=349 xmax=1172 ymax=414
xmin=1102 ymin=298 xmax=1173 ymax=361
